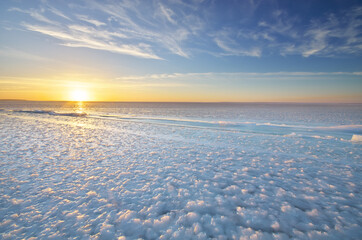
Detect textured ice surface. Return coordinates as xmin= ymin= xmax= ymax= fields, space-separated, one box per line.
xmin=0 ymin=102 xmax=361 ymax=239
xmin=351 ymin=134 xmax=362 ymax=142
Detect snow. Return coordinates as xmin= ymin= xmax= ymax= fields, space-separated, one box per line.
xmin=0 ymin=102 xmax=361 ymax=239
xmin=351 ymin=134 xmax=362 ymax=142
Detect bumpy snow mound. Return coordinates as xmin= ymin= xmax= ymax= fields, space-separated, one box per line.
xmin=351 ymin=134 xmax=362 ymax=142
xmin=0 ymin=112 xmax=361 ymax=239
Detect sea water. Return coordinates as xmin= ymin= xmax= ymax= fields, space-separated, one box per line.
xmin=0 ymin=101 xmax=361 ymax=239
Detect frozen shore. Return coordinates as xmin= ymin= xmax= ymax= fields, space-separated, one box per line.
xmin=0 ymin=106 xmax=361 ymax=239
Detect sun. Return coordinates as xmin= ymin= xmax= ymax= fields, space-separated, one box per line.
xmin=69 ymin=89 xmax=89 ymax=102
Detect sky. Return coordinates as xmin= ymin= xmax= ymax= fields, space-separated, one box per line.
xmin=0 ymin=0 xmax=361 ymax=102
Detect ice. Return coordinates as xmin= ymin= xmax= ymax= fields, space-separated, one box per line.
xmin=0 ymin=102 xmax=361 ymax=239
xmin=14 ymin=109 xmax=87 ymax=117
xmin=351 ymin=134 xmax=362 ymax=142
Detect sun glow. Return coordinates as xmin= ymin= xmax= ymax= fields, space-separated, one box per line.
xmin=69 ymin=89 xmax=89 ymax=102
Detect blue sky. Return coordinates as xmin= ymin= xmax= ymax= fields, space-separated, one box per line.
xmin=0 ymin=0 xmax=361 ymax=102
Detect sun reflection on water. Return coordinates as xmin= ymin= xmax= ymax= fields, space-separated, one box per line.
xmin=75 ymin=101 xmax=85 ymax=114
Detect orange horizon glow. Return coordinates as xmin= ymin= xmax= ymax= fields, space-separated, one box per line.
xmin=0 ymin=74 xmax=361 ymax=104
xmin=1 ymin=94 xmax=361 ymax=103
xmin=0 ymin=88 xmax=361 ymax=103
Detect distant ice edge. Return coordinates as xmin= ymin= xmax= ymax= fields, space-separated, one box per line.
xmin=5 ymin=109 xmax=362 ymax=142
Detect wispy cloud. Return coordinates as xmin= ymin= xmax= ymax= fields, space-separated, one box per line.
xmin=8 ymin=1 xmax=362 ymax=59
xmin=214 ymin=37 xmax=262 ymax=57
xmin=24 ymin=24 xmax=161 ymax=59
xmin=46 ymin=5 xmax=71 ymax=21
xmin=9 ymin=7 xmax=57 ymax=25
xmin=262 ymin=7 xmax=362 ymax=57
xmin=158 ymin=3 xmax=176 ymax=25
xmin=301 ymin=7 xmax=362 ymax=57
xmin=213 ymin=6 xmax=362 ymax=58
xmin=115 ymin=71 xmax=362 ymax=85
xmin=76 ymin=15 xmax=106 ymax=27
xmin=87 ymin=0 xmax=193 ymax=58
xmin=12 ymin=0 xmax=201 ymax=59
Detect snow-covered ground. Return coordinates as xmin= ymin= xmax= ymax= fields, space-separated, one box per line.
xmin=0 ymin=103 xmax=361 ymax=239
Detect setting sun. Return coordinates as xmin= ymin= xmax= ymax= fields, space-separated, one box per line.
xmin=69 ymin=89 xmax=89 ymax=102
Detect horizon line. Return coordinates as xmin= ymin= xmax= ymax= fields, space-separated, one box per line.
xmin=0 ymin=99 xmax=361 ymax=104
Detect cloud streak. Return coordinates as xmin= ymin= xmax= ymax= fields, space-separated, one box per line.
xmin=9 ymin=7 xmax=57 ymax=25
xmin=265 ymin=8 xmax=362 ymax=57
xmin=214 ymin=37 xmax=262 ymax=57
xmin=76 ymin=15 xmax=106 ymax=27
xmin=115 ymin=71 xmax=362 ymax=85
xmin=14 ymin=0 xmax=202 ymax=59
xmin=212 ymin=6 xmax=362 ymax=58
xmin=158 ymin=4 xmax=176 ymax=25
xmin=23 ymin=23 xmax=162 ymax=59
xmin=88 ymin=0 xmax=193 ymax=58
xmin=8 ymin=1 xmax=362 ymax=59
